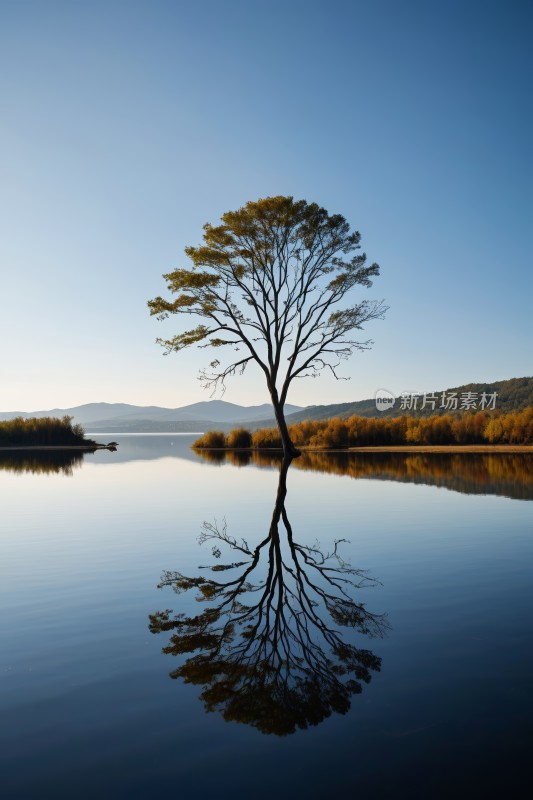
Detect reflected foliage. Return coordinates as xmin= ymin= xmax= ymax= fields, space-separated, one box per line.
xmin=194 ymin=449 xmax=533 ymax=501
xmin=150 ymin=460 xmax=388 ymax=735
xmin=0 ymin=450 xmax=87 ymax=475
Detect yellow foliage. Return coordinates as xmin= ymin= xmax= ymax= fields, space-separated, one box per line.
xmin=192 ymin=430 xmax=226 ymax=448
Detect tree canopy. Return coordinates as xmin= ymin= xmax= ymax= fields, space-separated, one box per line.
xmin=149 ymin=196 xmax=386 ymax=456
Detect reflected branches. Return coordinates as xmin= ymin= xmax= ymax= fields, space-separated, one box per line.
xmin=150 ymin=459 xmax=389 ymax=735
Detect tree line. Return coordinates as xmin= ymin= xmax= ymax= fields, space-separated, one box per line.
xmin=0 ymin=416 xmax=94 ymax=447
xmin=193 ymin=408 xmax=533 ymax=450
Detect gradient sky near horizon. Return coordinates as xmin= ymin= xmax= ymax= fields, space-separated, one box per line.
xmin=1 ymin=0 xmax=531 ymax=411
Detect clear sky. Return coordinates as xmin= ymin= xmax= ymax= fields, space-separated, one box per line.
xmin=1 ymin=0 xmax=531 ymax=411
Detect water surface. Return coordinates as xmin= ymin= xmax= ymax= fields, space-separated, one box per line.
xmin=1 ymin=435 xmax=532 ymax=798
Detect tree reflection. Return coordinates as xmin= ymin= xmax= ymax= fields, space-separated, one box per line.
xmin=0 ymin=450 xmax=86 ymax=475
xmin=194 ymin=448 xmax=533 ymax=501
xmin=150 ymin=459 xmax=388 ymax=735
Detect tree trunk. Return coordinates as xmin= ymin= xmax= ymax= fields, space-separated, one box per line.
xmin=270 ymin=394 xmax=301 ymax=459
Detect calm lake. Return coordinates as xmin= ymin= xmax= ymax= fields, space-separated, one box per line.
xmin=1 ymin=435 xmax=532 ymax=799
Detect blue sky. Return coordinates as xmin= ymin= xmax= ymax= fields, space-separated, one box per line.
xmin=1 ymin=0 xmax=531 ymax=411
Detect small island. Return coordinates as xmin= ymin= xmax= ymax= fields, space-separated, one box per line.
xmin=0 ymin=416 xmax=117 ymax=451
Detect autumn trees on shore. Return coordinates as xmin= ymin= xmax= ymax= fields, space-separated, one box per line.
xmin=193 ymin=408 xmax=533 ymax=450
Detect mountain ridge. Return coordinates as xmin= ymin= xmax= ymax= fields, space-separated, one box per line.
xmin=2 ymin=377 xmax=531 ymax=433
xmin=0 ymin=400 xmax=304 ymax=427
xmin=278 ymin=376 xmax=533 ymax=425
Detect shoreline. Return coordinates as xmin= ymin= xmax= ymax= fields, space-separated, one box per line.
xmin=0 ymin=444 xmax=113 ymax=451
xmin=344 ymin=445 xmax=533 ymax=453
xmin=193 ymin=444 xmax=533 ymax=454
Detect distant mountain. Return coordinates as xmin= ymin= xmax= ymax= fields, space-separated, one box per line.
xmin=0 ymin=400 xmax=303 ymax=431
xmin=0 ymin=402 xmax=147 ymax=425
xmin=1 ymin=377 xmax=531 ymax=433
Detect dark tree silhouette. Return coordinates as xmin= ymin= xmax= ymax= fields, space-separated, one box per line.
xmin=149 ymin=459 xmax=389 ymax=735
xmin=148 ymin=196 xmax=386 ymax=457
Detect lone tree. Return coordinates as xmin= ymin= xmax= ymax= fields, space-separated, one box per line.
xmin=148 ymin=196 xmax=386 ymax=458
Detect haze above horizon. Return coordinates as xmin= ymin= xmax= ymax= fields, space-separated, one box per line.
xmin=1 ymin=1 xmax=531 ymax=411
